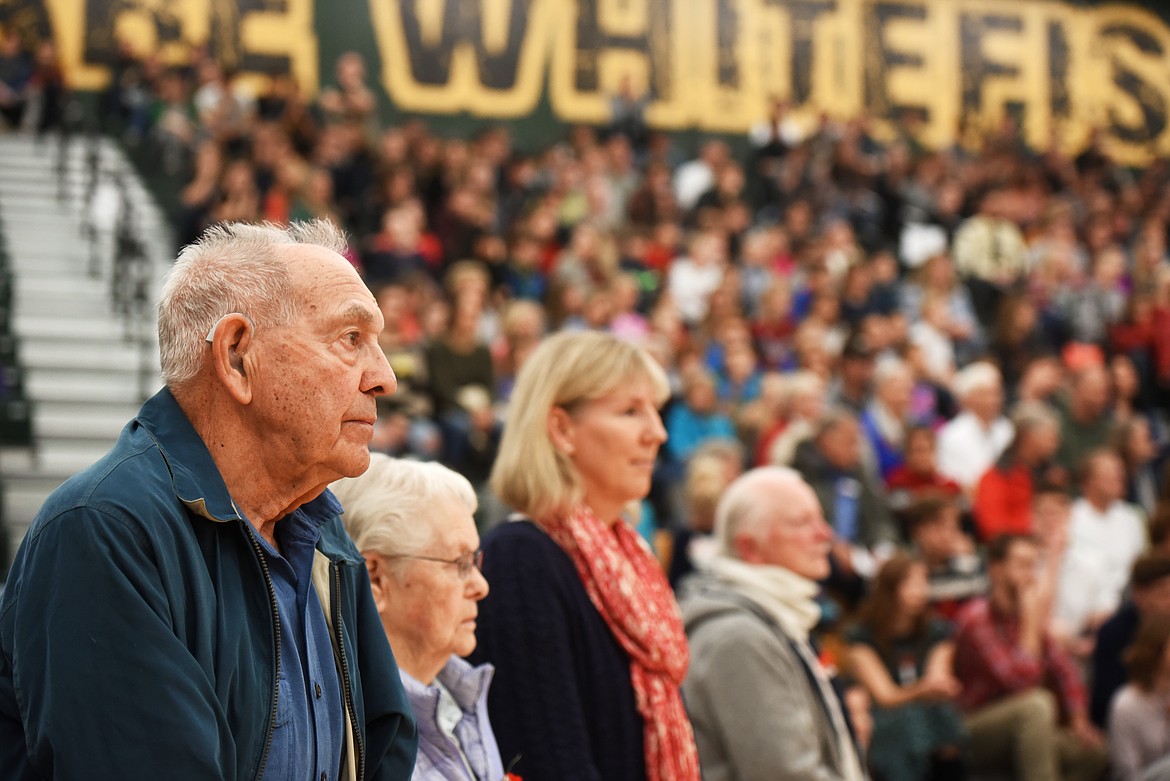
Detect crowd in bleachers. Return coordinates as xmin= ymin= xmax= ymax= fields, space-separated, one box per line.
xmin=9 ymin=33 xmax=1170 ymax=780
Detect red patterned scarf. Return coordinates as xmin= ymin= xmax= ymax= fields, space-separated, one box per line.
xmin=543 ymin=505 xmax=700 ymax=781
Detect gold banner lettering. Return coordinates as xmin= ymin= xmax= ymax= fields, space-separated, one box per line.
xmin=38 ymin=0 xmax=1170 ymax=165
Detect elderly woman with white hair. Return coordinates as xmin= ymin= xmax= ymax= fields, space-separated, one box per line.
xmin=330 ymin=454 xmax=503 ymax=781
xmin=468 ymin=329 xmax=700 ymax=781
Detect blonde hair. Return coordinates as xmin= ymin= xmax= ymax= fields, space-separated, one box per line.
xmin=444 ymin=259 xmax=490 ymax=299
xmin=157 ymin=219 xmax=348 ymax=388
xmin=685 ymin=439 xmax=744 ymax=532
xmin=330 ymin=453 xmax=477 ymax=557
xmin=490 ymin=330 xmax=669 ymax=520
xmin=501 ymin=299 xmax=547 ymax=341
xmin=785 ymin=369 xmax=824 ymax=402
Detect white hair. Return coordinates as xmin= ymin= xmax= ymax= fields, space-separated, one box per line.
xmin=329 ymin=453 xmax=478 ymax=558
xmin=157 ymin=220 xmax=349 ymax=388
xmin=953 ymin=361 xmax=1002 ymax=400
xmin=785 ymin=370 xmax=824 ymax=401
xmin=713 ymin=466 xmax=806 ymax=557
xmin=873 ymin=355 xmax=911 ymax=386
xmin=1010 ymin=400 xmax=1060 ymax=437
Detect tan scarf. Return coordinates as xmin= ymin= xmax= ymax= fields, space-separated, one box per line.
xmin=704 ymin=555 xmax=822 ymax=639
xmin=543 ymin=505 xmax=701 ymax=781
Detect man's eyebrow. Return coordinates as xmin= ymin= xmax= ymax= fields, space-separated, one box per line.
xmin=335 ymin=303 xmax=378 ymax=326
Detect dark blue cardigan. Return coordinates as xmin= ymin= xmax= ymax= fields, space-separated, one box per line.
xmin=467 ymin=520 xmax=647 ymax=781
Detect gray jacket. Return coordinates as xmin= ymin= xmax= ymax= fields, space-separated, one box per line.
xmin=680 ymin=575 xmax=859 ymax=781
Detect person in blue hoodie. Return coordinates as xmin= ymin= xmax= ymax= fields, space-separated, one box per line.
xmin=0 ymin=220 xmax=417 ymax=780
xmin=665 ymin=366 xmax=737 ymax=467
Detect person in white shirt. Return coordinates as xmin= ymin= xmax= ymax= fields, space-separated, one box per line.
xmin=951 ymin=187 xmax=1029 ymax=325
xmin=908 ymin=294 xmax=957 ymax=384
xmin=936 ymin=362 xmax=1014 ymax=493
xmin=674 ymin=140 xmax=729 ymax=212
xmin=1055 ymin=450 xmax=1148 ymax=649
xmin=668 ymin=230 xmax=727 ymax=326
xmin=748 ymin=96 xmax=805 ymax=150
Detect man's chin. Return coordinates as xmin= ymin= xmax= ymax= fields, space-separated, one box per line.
xmin=807 ymin=560 xmax=832 ymax=581
xmin=337 ymin=448 xmax=373 ymax=478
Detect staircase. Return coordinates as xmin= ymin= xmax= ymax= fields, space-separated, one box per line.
xmin=0 ymin=132 xmax=173 ymax=569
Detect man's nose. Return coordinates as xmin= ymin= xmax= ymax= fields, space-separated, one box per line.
xmin=364 ymin=348 xmax=397 ymax=396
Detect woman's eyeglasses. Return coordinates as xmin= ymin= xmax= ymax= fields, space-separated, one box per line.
xmin=389 ymin=549 xmax=484 ymax=579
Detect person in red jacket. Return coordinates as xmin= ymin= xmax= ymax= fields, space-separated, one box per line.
xmin=1111 ymin=270 xmax=1170 ymax=408
xmin=974 ymin=403 xmax=1063 ymax=542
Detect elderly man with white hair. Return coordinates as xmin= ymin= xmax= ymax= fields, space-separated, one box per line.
xmin=0 ymin=220 xmax=417 ymax=779
xmin=331 ymin=454 xmax=503 ymax=781
xmin=680 ymin=466 xmax=867 ymax=781
xmin=936 ymin=362 xmax=1013 ymax=493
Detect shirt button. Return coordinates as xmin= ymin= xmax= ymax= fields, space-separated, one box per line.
xmin=315 ymin=683 xmax=322 ymax=699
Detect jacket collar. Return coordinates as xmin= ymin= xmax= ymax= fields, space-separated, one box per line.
xmin=136 ymin=387 xmax=241 ymax=523
xmin=134 ymin=388 xmax=362 ymax=564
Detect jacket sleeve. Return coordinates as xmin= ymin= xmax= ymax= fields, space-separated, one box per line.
xmin=973 ymin=469 xmax=1009 ymax=541
xmin=955 ymin=606 xmax=1044 ymax=693
xmin=686 ymin=615 xmax=847 ymax=781
xmin=2 ymin=506 xmax=238 ymax=780
xmin=469 ymin=528 xmax=608 ymax=781
xmin=1043 ymin=634 xmax=1089 ymax=721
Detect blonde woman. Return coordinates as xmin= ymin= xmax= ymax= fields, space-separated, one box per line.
xmin=469 ymin=330 xmax=700 ymax=781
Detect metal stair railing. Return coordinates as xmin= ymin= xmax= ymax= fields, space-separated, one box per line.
xmin=58 ymin=121 xmax=158 ymax=406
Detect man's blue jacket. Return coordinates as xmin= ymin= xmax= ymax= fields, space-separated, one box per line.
xmin=0 ymin=388 xmax=418 ymax=780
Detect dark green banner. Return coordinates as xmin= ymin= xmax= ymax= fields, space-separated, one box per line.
xmin=10 ymin=0 xmax=1170 ymax=164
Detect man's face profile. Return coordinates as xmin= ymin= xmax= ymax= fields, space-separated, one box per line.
xmin=245 ymin=245 xmax=395 ymax=484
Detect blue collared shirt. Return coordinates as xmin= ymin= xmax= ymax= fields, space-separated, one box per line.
xmin=253 ymin=498 xmax=345 ymax=781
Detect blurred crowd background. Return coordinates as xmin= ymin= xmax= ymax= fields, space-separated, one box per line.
xmin=6 ymin=25 xmax=1170 ymax=780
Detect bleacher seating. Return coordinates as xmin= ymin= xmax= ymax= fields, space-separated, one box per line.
xmin=0 ymin=227 xmax=32 ymax=448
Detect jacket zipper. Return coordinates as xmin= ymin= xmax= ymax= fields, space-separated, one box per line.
xmin=332 ymin=562 xmax=365 ymax=781
xmin=245 ymin=524 xmax=282 ymax=780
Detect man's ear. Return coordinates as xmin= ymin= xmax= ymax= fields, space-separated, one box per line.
xmin=547 ymin=405 xmax=576 ymax=457
xmin=207 ymin=314 xmax=254 ymax=404
xmin=732 ymin=532 xmax=761 ymax=564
